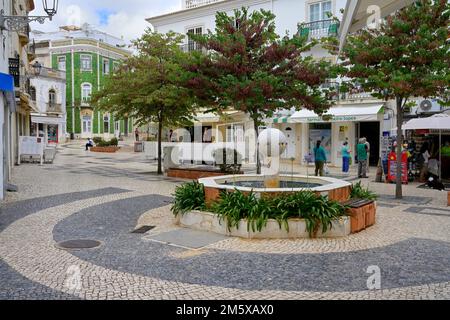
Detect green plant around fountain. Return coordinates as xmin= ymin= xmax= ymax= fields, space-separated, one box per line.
xmin=350 ymin=182 xmax=378 ymax=201
xmin=172 ymin=183 xmax=348 ymax=238
xmin=171 ymin=181 xmax=206 ymax=216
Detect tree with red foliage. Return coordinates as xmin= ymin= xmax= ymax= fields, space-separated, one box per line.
xmin=185 ymin=8 xmax=333 ymax=173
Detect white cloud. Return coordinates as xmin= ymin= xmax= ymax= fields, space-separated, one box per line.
xmin=31 ymin=0 xmax=181 ymax=43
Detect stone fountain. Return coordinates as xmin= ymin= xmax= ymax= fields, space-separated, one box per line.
xmin=258 ymin=128 xmax=288 ymax=188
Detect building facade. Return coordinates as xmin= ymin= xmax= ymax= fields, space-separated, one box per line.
xmin=31 ymin=24 xmax=133 ymax=140
xmin=147 ymin=0 xmax=391 ymax=167
xmin=29 ymin=66 xmax=66 ymax=144
xmin=0 ymin=0 xmax=36 ymax=199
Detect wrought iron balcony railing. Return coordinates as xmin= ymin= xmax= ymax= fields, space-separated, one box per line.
xmin=180 ymin=43 xmax=206 ymax=53
xmin=298 ymin=19 xmax=340 ymax=40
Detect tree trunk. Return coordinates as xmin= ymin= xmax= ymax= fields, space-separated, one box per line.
xmin=395 ymin=96 xmax=403 ymax=199
xmin=157 ymin=120 xmax=163 ymax=175
xmin=253 ymin=118 xmax=261 ymax=175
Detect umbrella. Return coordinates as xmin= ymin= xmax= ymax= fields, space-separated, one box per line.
xmin=403 ymin=114 xmax=450 ymax=179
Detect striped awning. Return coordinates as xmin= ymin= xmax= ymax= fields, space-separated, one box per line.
xmin=272 ymin=116 xmax=289 ymax=124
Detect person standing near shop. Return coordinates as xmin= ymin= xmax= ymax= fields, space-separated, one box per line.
xmin=357 ymin=138 xmax=369 ymax=178
xmin=313 ymin=140 xmax=327 ymax=176
xmin=135 ymin=128 xmax=139 ymax=141
xmin=419 ymin=142 xmax=430 ymax=182
xmin=342 ymin=141 xmax=351 ymax=174
xmin=363 ymin=137 xmax=370 ymax=173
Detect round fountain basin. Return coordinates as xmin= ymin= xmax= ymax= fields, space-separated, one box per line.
xmin=198 ymin=174 xmax=352 ymax=204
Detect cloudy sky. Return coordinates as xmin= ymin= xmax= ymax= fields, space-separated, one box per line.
xmin=31 ymin=0 xmax=181 ymax=43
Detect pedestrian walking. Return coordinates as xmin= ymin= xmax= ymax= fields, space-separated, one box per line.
xmin=357 ymin=138 xmax=368 ymax=178
xmin=341 ymin=141 xmax=351 ymax=174
xmin=313 ymin=140 xmax=327 ymax=176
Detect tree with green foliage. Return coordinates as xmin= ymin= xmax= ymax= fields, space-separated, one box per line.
xmin=92 ymin=30 xmax=197 ymax=174
xmin=184 ymin=8 xmax=333 ymax=174
xmin=341 ymin=0 xmax=450 ymax=198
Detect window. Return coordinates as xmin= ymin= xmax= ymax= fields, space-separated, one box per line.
xmin=102 ymin=58 xmax=110 ymax=75
xmin=113 ymin=62 xmax=120 ymax=73
xmin=81 ymin=83 xmax=92 ymax=102
xmin=103 ymin=114 xmax=110 ymax=133
xmin=80 ymin=54 xmax=92 ymax=71
xmin=187 ymin=27 xmax=203 ymax=52
xmin=49 ymin=89 xmax=56 ymax=106
xmin=57 ymin=56 xmax=66 ymax=71
xmin=309 ymin=1 xmax=332 ymax=22
xmin=30 ymin=86 xmax=36 ymax=101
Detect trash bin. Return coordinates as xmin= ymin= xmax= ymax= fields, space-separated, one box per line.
xmin=70 ymin=132 xmax=75 ymax=140
xmin=134 ymin=141 xmax=144 ymax=152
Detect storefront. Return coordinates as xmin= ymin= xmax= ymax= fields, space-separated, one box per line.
xmin=30 ymin=115 xmax=66 ymax=145
xmin=290 ymin=104 xmax=385 ymax=167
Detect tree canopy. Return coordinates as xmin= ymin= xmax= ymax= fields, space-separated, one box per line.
xmin=341 ymin=0 xmax=450 ymax=198
xmin=92 ymin=30 xmax=197 ymax=174
xmin=184 ymin=8 xmax=334 ymax=172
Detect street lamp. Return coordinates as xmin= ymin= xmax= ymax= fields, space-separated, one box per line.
xmin=32 ymin=61 xmax=42 ymax=76
xmin=0 ymin=0 xmax=59 ymax=32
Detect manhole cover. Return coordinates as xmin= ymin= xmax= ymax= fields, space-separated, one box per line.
xmin=57 ymin=239 xmax=102 ymax=249
xmin=132 ymin=226 xmax=155 ymax=234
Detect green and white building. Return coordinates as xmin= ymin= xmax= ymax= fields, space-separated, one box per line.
xmin=32 ymin=24 xmax=133 ymax=139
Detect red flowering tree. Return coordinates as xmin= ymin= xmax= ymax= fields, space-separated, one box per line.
xmin=185 ymin=8 xmax=333 ymax=173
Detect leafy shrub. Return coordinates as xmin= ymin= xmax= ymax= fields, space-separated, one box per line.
xmin=171 ymin=181 xmax=206 ymax=216
xmin=93 ymin=137 xmax=103 ymax=144
xmin=271 ymin=192 xmax=347 ymax=237
xmin=350 ymin=182 xmax=378 ymax=201
xmin=170 ymin=183 xmax=348 ymax=238
xmin=211 ymin=190 xmax=347 ymax=237
xmin=92 ymin=137 xmax=119 ymax=147
xmin=211 ymin=190 xmax=267 ymax=232
xmin=109 ymin=137 xmax=119 ymax=146
xmin=213 ymin=148 xmax=243 ymax=174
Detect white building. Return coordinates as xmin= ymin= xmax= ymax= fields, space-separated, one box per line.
xmin=29 ymin=67 xmax=66 ymax=144
xmin=147 ymin=0 xmax=390 ymax=168
xmin=0 ymin=0 xmax=36 ymax=199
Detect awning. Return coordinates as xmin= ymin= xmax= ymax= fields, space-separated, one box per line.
xmin=290 ymin=104 xmax=384 ymax=123
xmin=272 ymin=116 xmax=289 ymax=124
xmin=31 ymin=115 xmax=65 ymax=125
xmin=0 ymin=73 xmax=14 ymax=92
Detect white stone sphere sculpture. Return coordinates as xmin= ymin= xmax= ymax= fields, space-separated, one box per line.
xmin=258 ymin=128 xmax=288 ymax=158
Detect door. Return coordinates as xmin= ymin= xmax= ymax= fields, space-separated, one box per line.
xmin=283 ymin=127 xmax=296 ymax=159
xmin=359 ymin=121 xmax=380 ymax=166
xmin=114 ymin=121 xmax=120 ymax=138
xmin=48 ymin=125 xmax=58 ymax=143
xmin=82 ymin=116 xmax=92 ymax=137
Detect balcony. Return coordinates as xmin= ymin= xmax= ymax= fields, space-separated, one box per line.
xmin=321 ymin=82 xmax=379 ymax=102
xmin=298 ymin=19 xmax=340 ymax=40
xmin=27 ymin=40 xmax=36 ymax=61
xmin=180 ymin=43 xmax=206 ymax=53
xmin=81 ymin=97 xmax=91 ymax=106
xmin=18 ymin=25 xmax=31 ymax=46
xmin=183 ymin=0 xmax=224 ymax=9
xmin=38 ymin=67 xmax=66 ymax=80
xmin=47 ymin=103 xmax=63 ymax=114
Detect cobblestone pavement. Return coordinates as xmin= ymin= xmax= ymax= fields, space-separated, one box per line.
xmin=0 ymin=143 xmax=449 ymax=300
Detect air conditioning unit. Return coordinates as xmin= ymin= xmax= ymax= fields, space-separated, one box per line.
xmin=416 ymin=99 xmax=442 ymax=114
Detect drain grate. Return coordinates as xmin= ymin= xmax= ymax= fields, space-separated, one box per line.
xmin=57 ymin=239 xmax=101 ymax=249
xmin=132 ymin=225 xmax=155 ymax=234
